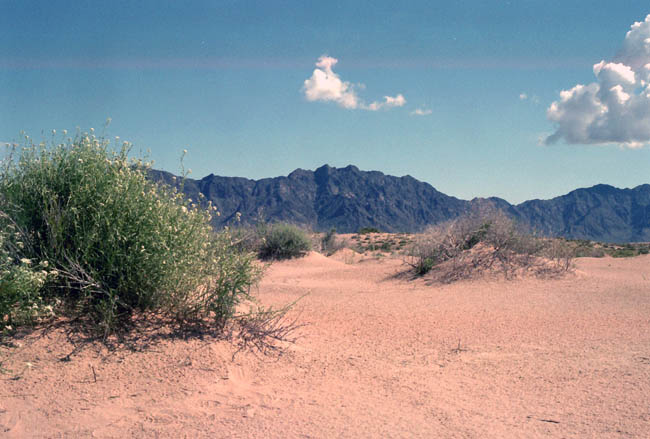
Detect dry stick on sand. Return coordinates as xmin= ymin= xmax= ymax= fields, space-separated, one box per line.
xmin=231 ymin=305 xmax=306 ymax=361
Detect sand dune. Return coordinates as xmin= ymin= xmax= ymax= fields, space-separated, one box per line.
xmin=1 ymin=253 xmax=649 ymax=438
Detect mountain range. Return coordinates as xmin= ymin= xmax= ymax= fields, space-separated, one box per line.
xmin=149 ymin=164 xmax=650 ymax=243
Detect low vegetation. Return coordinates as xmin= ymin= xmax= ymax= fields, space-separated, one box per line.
xmin=567 ymin=239 xmax=650 ymax=258
xmin=0 ymin=130 xmax=271 ymax=341
xmin=350 ymin=232 xmax=414 ymax=254
xmin=320 ymin=228 xmax=345 ymax=256
xmin=358 ymin=227 xmax=381 ymax=234
xmin=258 ymin=223 xmax=311 ymax=260
xmin=406 ymin=211 xmax=575 ymax=282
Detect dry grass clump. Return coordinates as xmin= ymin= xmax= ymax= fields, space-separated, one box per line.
xmin=319 ymin=228 xmax=346 ymax=256
xmin=407 ymin=211 xmax=574 ymax=283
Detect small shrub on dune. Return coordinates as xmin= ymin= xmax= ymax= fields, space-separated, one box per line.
xmin=407 ymin=210 xmax=574 ymax=282
xmin=0 ymin=131 xmax=261 ymax=337
xmin=259 ymin=223 xmax=311 ymax=260
xmin=321 ymin=228 xmax=345 ymax=256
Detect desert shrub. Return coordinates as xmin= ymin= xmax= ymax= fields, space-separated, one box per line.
xmin=321 ymin=228 xmax=344 ymax=255
xmin=600 ymin=242 xmax=647 ymax=258
xmin=609 ymin=247 xmax=637 ymax=258
xmin=407 ymin=211 xmax=573 ymax=282
xmin=259 ymin=223 xmax=311 ymax=260
xmin=379 ymin=241 xmax=392 ymax=252
xmin=414 ymin=257 xmax=435 ymax=275
xmin=0 ymin=132 xmax=261 ymax=336
xmin=571 ymin=240 xmax=606 ymax=258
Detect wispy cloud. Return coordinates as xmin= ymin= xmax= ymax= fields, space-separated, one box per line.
xmin=302 ymin=55 xmax=406 ymax=111
xmin=411 ymin=108 xmax=432 ymax=116
xmin=365 ymin=94 xmax=406 ymax=111
xmin=544 ymin=14 xmax=650 ymax=147
xmin=519 ymin=92 xmax=539 ymax=104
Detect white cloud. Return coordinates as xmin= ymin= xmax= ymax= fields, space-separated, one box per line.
xmin=303 ymin=56 xmax=359 ymax=109
xmin=411 ymin=108 xmax=432 ymax=116
xmin=520 ymin=93 xmax=540 ymax=104
xmin=545 ymin=14 xmax=650 ymax=146
xmin=303 ymin=55 xmax=406 ymax=111
xmin=364 ymin=94 xmax=406 ymax=111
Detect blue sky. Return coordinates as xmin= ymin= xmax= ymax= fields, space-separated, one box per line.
xmin=2 ymin=0 xmax=650 ymax=203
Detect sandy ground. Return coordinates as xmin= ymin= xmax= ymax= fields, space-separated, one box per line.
xmin=1 ymin=252 xmax=649 ymax=438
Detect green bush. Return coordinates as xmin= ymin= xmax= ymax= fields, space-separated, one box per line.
xmin=358 ymin=227 xmax=380 ymax=234
xmin=0 ymin=131 xmax=260 ymax=335
xmin=414 ymin=257 xmax=435 ymax=275
xmin=609 ymin=248 xmax=637 ymax=258
xmin=259 ymin=223 xmax=311 ymax=260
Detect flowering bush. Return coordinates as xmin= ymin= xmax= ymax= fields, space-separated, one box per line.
xmin=0 ymin=130 xmax=260 ymax=336
xmin=0 ymin=228 xmax=55 ymax=332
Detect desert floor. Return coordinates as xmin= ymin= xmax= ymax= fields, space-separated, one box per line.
xmin=1 ymin=251 xmax=649 ymax=438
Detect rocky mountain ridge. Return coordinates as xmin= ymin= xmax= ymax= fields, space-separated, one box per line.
xmin=148 ymin=165 xmax=650 ymax=242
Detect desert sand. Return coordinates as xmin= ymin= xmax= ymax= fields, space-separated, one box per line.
xmin=1 ymin=252 xmax=649 ymax=438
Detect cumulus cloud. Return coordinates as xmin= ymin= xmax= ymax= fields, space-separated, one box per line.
xmin=545 ymin=14 xmax=650 ymax=146
xmin=411 ymin=108 xmax=432 ymax=116
xmin=303 ymin=55 xmax=406 ymax=111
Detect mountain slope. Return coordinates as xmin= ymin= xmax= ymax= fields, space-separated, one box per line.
xmin=513 ymin=184 xmax=650 ymax=242
xmin=148 ymin=166 xmax=650 ymax=242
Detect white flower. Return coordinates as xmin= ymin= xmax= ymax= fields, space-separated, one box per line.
xmin=20 ymin=258 xmax=31 ymax=265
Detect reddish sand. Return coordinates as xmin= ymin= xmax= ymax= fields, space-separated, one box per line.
xmin=1 ymin=252 xmax=649 ymax=438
